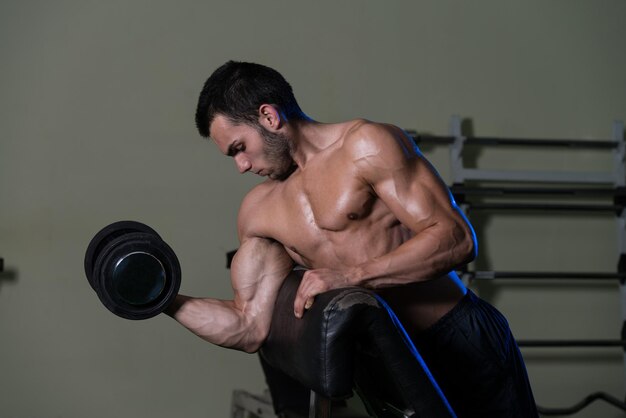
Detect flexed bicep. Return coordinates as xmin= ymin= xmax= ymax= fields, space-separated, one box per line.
xmin=167 ymin=237 xmax=293 ymax=353
xmin=229 ymin=237 xmax=294 ymax=342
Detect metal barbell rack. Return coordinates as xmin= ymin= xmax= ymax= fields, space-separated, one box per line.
xmin=408 ymin=116 xmax=626 ymax=415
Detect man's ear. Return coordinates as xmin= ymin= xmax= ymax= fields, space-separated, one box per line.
xmin=258 ymin=104 xmax=282 ymax=131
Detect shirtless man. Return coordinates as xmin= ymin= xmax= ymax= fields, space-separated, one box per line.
xmin=167 ymin=61 xmax=537 ymax=417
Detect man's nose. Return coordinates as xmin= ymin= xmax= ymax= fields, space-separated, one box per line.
xmin=234 ymin=154 xmax=251 ymax=173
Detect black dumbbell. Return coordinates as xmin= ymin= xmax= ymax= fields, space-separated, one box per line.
xmin=84 ymin=220 xmax=181 ymax=320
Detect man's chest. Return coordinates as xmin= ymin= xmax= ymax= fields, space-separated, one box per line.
xmin=263 ymin=161 xmax=383 ymax=266
xmin=287 ymin=158 xmax=377 ymax=231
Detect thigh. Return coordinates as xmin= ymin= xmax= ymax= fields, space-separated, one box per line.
xmin=415 ymin=296 xmax=537 ymax=418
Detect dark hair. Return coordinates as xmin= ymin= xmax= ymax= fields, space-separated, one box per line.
xmin=195 ymin=61 xmax=305 ymax=137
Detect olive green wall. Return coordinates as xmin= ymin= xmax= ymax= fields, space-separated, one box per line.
xmin=1 ymin=1 xmax=625 ymax=417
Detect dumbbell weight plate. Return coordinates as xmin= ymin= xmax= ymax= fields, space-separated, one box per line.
xmin=84 ymin=221 xmax=160 ymax=292
xmin=94 ymin=231 xmax=181 ymax=320
xmin=111 ymin=251 xmax=166 ymax=306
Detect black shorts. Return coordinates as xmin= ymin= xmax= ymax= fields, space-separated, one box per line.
xmin=412 ymin=290 xmax=538 ymax=418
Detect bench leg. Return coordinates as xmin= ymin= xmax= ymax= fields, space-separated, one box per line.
xmin=309 ymin=391 xmax=332 ymax=418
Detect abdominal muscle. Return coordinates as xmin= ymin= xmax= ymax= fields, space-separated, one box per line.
xmin=377 ymin=273 xmax=466 ymax=334
xmin=283 ymin=218 xmax=467 ymax=335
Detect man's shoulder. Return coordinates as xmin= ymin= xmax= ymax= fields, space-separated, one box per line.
xmin=237 ymin=179 xmax=287 ymax=238
xmin=240 ymin=180 xmax=279 ymax=215
xmin=340 ymin=119 xmax=415 ymax=161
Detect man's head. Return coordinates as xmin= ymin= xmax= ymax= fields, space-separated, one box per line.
xmin=195 ymin=61 xmax=303 ymax=180
xmin=209 ymin=112 xmax=296 ymax=181
xmin=195 ymin=61 xmax=305 ymax=137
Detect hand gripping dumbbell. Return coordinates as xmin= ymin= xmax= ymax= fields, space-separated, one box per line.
xmin=84 ymin=221 xmax=181 ymax=320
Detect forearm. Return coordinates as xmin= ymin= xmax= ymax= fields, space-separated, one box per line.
xmin=165 ymin=294 xmax=264 ymax=353
xmin=350 ymin=222 xmax=474 ymax=289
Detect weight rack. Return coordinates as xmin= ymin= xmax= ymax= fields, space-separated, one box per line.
xmin=407 ymin=116 xmax=626 ymax=415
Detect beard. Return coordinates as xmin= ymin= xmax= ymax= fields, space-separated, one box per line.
xmin=259 ymin=127 xmax=296 ymax=180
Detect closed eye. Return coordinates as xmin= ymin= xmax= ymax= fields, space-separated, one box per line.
xmin=227 ymin=142 xmax=245 ymax=157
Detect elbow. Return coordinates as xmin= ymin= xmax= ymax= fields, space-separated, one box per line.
xmin=451 ymin=202 xmax=478 ymax=265
xmin=241 ymin=343 xmax=262 ymax=354
xmin=242 ymin=346 xmax=259 ymax=354
xmin=240 ymin=332 xmax=266 ymax=354
xmin=443 ymin=221 xmax=476 ymax=269
xmin=458 ymin=224 xmax=477 ymax=265
xmin=238 ymin=323 xmax=270 ymax=354
xmin=463 ymin=235 xmax=477 ymax=265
